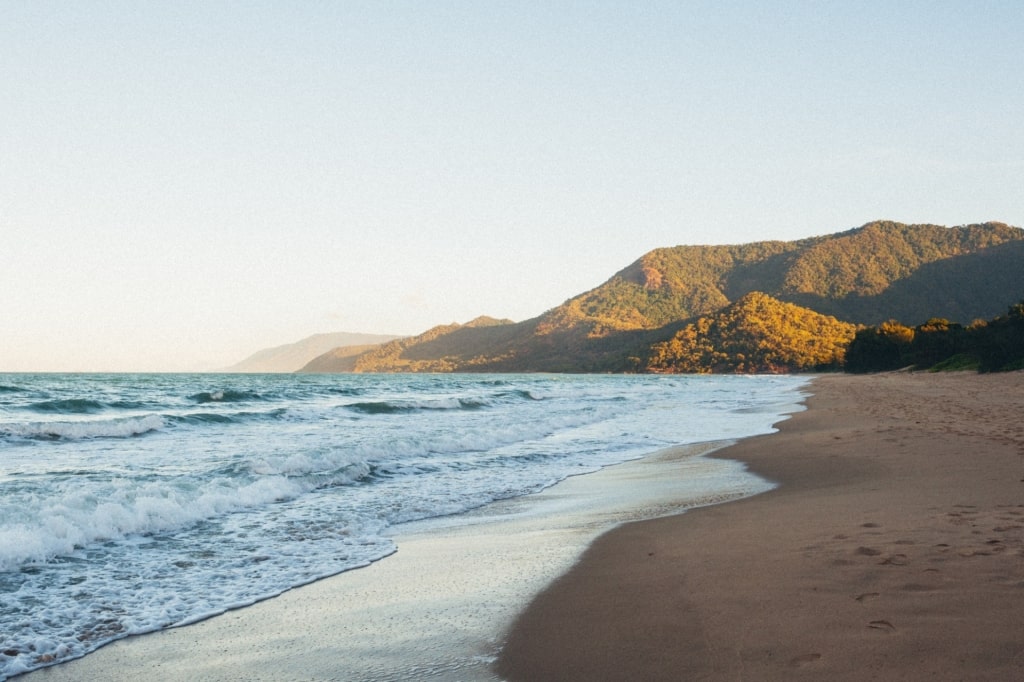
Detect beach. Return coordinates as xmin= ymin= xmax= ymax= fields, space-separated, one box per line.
xmin=22 ymin=372 xmax=1023 ymax=680
xmin=22 ymin=439 xmax=775 ymax=681
xmin=3 ymin=373 xmax=797 ymax=680
xmin=498 ymin=372 xmax=1024 ymax=680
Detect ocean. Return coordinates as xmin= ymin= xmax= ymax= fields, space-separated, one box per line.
xmin=0 ymin=372 xmax=808 ymax=679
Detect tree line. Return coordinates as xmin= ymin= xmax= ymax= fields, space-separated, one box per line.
xmin=844 ymin=302 xmax=1024 ymax=373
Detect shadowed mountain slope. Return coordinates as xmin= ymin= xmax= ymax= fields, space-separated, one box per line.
xmin=545 ymin=220 xmax=1023 ymax=336
xmin=303 ymin=221 xmax=1024 ymax=373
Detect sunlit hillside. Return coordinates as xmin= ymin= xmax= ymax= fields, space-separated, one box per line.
xmin=297 ymin=221 xmax=1024 ymax=374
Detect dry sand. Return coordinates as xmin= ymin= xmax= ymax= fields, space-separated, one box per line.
xmin=497 ymin=372 xmax=1024 ymax=681
xmin=26 ymin=373 xmax=1022 ymax=681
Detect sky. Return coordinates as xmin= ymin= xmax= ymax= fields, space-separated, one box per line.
xmin=2 ymin=1 xmax=1023 ymax=372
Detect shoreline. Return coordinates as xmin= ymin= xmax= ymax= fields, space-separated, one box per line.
xmin=22 ymin=426 xmax=795 ymax=680
xmin=496 ymin=372 xmax=1024 ymax=680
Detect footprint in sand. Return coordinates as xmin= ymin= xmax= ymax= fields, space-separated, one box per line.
xmin=958 ymin=548 xmax=993 ymax=557
xmin=789 ymin=653 xmax=822 ymax=667
xmin=901 ymin=583 xmax=935 ymax=592
xmin=868 ymin=620 xmax=896 ymax=633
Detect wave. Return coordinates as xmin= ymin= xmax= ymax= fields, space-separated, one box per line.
xmin=168 ymin=408 xmax=287 ymax=426
xmin=108 ymin=400 xmax=151 ymax=410
xmin=0 ymin=461 xmax=372 ymax=572
xmin=502 ymin=388 xmax=544 ymax=401
xmin=1 ymin=407 xmax=290 ymax=441
xmin=325 ymin=387 xmax=365 ymax=396
xmin=189 ymin=389 xmax=265 ymax=404
xmin=345 ymin=397 xmax=489 ymax=415
xmin=343 ymin=388 xmax=545 ymax=416
xmin=28 ymin=398 xmax=106 ymax=414
xmin=1 ymin=414 xmax=167 ymax=441
xmin=169 ymin=412 xmax=238 ymax=425
xmin=0 ymin=477 xmax=300 ymax=571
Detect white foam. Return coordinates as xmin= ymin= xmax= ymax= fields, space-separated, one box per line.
xmin=15 ymin=442 xmax=778 ymax=682
xmin=2 ymin=414 xmax=165 ymax=440
xmin=0 ymin=474 xmax=321 ymax=571
xmin=0 ymin=373 xmax=810 ymax=681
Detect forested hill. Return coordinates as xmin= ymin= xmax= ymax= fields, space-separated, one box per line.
xmin=541 ymin=220 xmax=1023 ymax=335
xmin=301 ymin=221 xmax=1024 ymax=373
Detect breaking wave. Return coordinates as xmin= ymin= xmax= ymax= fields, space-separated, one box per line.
xmin=1 ymin=415 xmax=166 ymax=441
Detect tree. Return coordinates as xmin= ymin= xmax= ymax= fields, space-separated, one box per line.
xmin=844 ymin=321 xmax=915 ymax=373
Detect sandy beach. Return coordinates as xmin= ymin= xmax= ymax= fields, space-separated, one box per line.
xmin=23 ymin=372 xmax=1023 ymax=681
xmin=498 ymin=372 xmax=1024 ymax=680
xmin=23 ymin=433 xmax=779 ymax=681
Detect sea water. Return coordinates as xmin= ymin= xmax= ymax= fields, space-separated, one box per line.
xmin=0 ymin=373 xmax=808 ymax=679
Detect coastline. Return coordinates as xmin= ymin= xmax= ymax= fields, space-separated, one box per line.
xmin=23 ymin=434 xmax=788 ymax=680
xmin=496 ymin=372 xmax=1024 ymax=680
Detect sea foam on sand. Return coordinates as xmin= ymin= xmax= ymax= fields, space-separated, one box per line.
xmin=23 ymin=440 xmax=778 ymax=682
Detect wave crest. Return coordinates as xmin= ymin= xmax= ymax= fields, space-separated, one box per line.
xmin=345 ymin=397 xmax=489 ymax=414
xmin=2 ymin=415 xmax=166 ymax=441
xmin=28 ymin=398 xmax=106 ymax=414
xmin=189 ymin=390 xmax=264 ymax=404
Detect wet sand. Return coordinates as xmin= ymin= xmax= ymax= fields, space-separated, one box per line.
xmin=24 ymin=438 xmax=780 ymax=681
xmin=497 ymin=372 xmax=1024 ymax=681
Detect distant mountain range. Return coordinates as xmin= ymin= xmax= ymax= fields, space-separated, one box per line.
xmin=235 ymin=221 xmax=1024 ymax=374
xmin=223 ymin=332 xmax=402 ymax=373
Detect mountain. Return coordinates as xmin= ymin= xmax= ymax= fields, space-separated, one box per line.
xmin=305 ymin=221 xmax=1024 ymax=374
xmin=294 ymin=344 xmax=394 ymax=373
xmin=541 ymin=220 xmax=1023 ymax=334
xmin=223 ymin=332 xmax=402 ymax=373
xmin=646 ymin=292 xmax=857 ymax=373
xmin=299 ymin=317 xmax=517 ymax=373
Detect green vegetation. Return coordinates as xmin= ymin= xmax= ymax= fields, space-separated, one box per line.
xmin=344 ymin=317 xmax=520 ymax=373
xmin=541 ymin=221 xmax=1023 ymax=336
xmin=537 ymin=240 xmax=807 ymax=336
xmin=845 ymin=303 xmax=1024 ymax=373
xmin=843 ymin=321 xmax=917 ymax=373
xmin=780 ymin=221 xmax=1021 ymax=300
xmin=299 ymin=221 xmax=1024 ymax=374
xmin=646 ymin=293 xmax=856 ymax=373
xmin=297 ymin=344 xmax=386 ymax=373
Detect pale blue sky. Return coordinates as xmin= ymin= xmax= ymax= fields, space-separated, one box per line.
xmin=2 ymin=1 xmax=1022 ymax=371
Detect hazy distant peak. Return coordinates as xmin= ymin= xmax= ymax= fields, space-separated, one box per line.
xmin=224 ymin=332 xmax=402 ymax=373
xmin=251 ymin=221 xmax=1024 ymax=375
